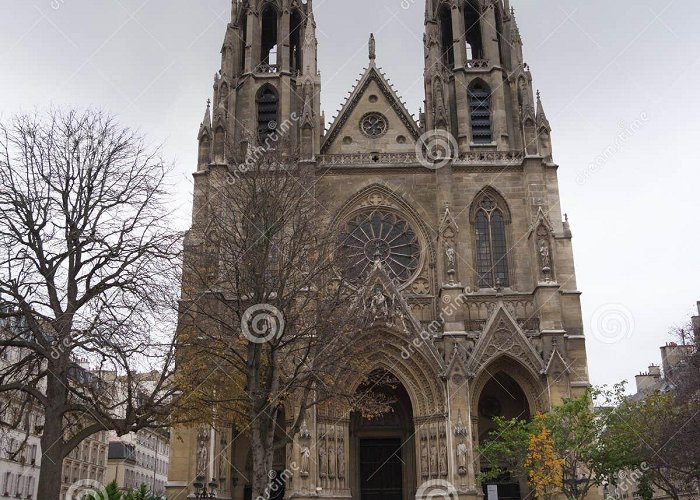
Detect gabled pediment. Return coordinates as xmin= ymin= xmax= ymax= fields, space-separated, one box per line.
xmin=544 ymin=347 xmax=570 ymax=377
xmin=356 ymin=260 xmax=445 ymax=371
xmin=466 ymin=302 xmax=545 ymax=379
xmin=322 ymin=62 xmax=421 ymax=155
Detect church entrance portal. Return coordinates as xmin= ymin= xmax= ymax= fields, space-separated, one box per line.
xmin=350 ymin=370 xmax=416 ymax=500
xmin=478 ymin=371 xmax=531 ymax=500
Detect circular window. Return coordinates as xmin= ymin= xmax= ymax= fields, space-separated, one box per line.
xmin=339 ymin=210 xmax=421 ymax=285
xmin=360 ymin=113 xmax=388 ymax=138
xmin=369 ymin=94 xmax=379 ymax=103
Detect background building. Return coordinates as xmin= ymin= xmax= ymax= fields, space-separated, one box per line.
xmin=106 ymin=428 xmax=170 ymax=495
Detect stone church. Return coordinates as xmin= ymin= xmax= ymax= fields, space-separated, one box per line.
xmin=167 ymin=0 xmax=591 ymax=499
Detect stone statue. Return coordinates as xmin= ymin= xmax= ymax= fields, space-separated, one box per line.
xmin=457 ymin=442 xmax=468 ymax=475
xmin=369 ymin=286 xmax=389 ymax=320
xmin=539 ymin=239 xmax=551 ymax=270
xmin=445 ymin=243 xmax=456 ymax=271
xmin=328 ymin=441 xmax=336 ymax=478
xmin=319 ymin=442 xmax=327 ymax=478
xmin=430 ymin=444 xmax=438 ymax=475
xmin=300 ymin=446 xmax=310 ymax=477
xmin=421 ymin=440 xmax=429 ymax=478
xmin=439 ymin=445 xmax=448 ymax=476
xmin=196 ymin=428 xmax=208 ymax=476
xmin=369 ymin=33 xmax=376 ymax=60
xmin=337 ymin=445 xmax=345 ymax=479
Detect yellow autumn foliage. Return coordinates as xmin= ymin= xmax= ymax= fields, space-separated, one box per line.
xmin=525 ymin=415 xmax=564 ymax=499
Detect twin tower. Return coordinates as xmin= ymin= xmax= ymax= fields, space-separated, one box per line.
xmin=196 ymin=0 xmax=553 ymax=167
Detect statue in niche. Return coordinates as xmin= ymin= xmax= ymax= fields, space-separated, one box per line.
xmin=539 ymin=238 xmax=551 ymax=270
xmin=457 ymin=442 xmax=468 ymax=475
xmin=439 ymin=445 xmax=448 ymax=476
xmin=196 ymin=427 xmax=208 ymax=476
xmin=430 ymin=443 xmax=438 ymax=475
xmin=445 ymin=243 xmax=456 ymax=272
xmin=337 ymin=445 xmax=345 ymax=479
xmin=319 ymin=442 xmax=327 ymax=478
xmin=300 ymin=446 xmax=310 ymax=477
xmin=328 ymin=441 xmax=336 ymax=478
xmin=421 ymin=440 xmax=429 ymax=478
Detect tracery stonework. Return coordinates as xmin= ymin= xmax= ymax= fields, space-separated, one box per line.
xmin=167 ymin=1 xmax=592 ymax=500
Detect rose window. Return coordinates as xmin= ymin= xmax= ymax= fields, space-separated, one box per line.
xmin=340 ymin=210 xmax=421 ymax=285
xmin=360 ymin=113 xmax=388 ymax=138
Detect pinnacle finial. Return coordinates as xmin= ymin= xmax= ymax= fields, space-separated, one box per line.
xmin=369 ymin=33 xmax=376 ymax=61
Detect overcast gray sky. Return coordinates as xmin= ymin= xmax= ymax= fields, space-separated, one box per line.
xmin=1 ymin=0 xmax=698 ymax=389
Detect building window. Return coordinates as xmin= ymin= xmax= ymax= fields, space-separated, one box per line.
xmin=473 ymin=193 xmax=510 ymax=288
xmin=469 ymin=82 xmax=492 ymax=144
xmin=260 ymin=5 xmax=278 ymax=67
xmin=257 ymin=85 xmax=279 ymax=145
xmin=439 ymin=4 xmax=454 ymax=69
xmin=464 ymin=1 xmax=483 ymax=60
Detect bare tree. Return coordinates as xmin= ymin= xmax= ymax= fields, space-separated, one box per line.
xmin=668 ymin=321 xmax=696 ymax=346
xmin=175 ymin=145 xmax=390 ymax=499
xmin=0 ymin=109 xmax=181 ymax=499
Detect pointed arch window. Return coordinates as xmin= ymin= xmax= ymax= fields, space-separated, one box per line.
xmin=257 ymin=85 xmax=278 ymax=144
xmin=290 ymin=9 xmax=303 ymax=73
xmin=469 ymin=82 xmax=492 ymax=144
xmin=473 ymin=194 xmax=509 ymax=288
xmin=260 ymin=5 xmax=278 ymax=67
xmin=464 ymin=1 xmax=483 ymax=60
xmin=438 ymin=4 xmax=454 ymax=69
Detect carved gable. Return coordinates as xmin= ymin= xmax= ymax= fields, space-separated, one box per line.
xmin=322 ymin=64 xmax=421 ymax=155
xmin=466 ymin=302 xmax=545 ymax=379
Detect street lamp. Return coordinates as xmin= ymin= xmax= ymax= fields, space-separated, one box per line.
xmin=193 ymin=475 xmax=218 ymax=499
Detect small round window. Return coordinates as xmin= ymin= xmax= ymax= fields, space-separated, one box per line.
xmin=360 ymin=113 xmax=388 ymax=138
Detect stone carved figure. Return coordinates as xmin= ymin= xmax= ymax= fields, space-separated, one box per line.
xmin=300 ymin=446 xmax=310 ymax=477
xmin=196 ymin=427 xmax=209 ymax=476
xmin=539 ymin=239 xmax=551 ymax=270
xmin=328 ymin=441 xmax=336 ymax=478
xmin=337 ymin=445 xmax=345 ymax=479
xmin=430 ymin=444 xmax=438 ymax=476
xmin=457 ymin=442 xmax=468 ymax=475
xmin=319 ymin=441 xmax=327 ymax=478
xmin=439 ymin=444 xmax=448 ymax=476
xmin=421 ymin=439 xmax=429 ymax=478
xmin=369 ymin=286 xmax=389 ymax=321
xmin=445 ymin=243 xmax=456 ymax=271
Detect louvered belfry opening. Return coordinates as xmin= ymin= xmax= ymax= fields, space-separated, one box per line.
xmin=257 ymin=85 xmax=279 ymax=144
xmin=469 ymin=83 xmax=493 ymax=144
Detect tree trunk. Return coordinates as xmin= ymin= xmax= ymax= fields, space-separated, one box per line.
xmin=250 ymin=418 xmax=277 ymax=500
xmin=38 ymin=409 xmax=65 ymax=499
xmin=38 ymin=374 xmax=67 ymax=499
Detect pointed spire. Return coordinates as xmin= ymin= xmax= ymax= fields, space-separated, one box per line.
xmin=369 ymin=33 xmax=376 ymax=62
xmin=198 ymin=99 xmax=212 ymax=140
xmin=536 ymin=90 xmax=551 ymax=132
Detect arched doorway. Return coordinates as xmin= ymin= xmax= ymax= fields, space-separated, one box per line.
xmin=477 ymin=371 xmax=532 ymax=500
xmin=350 ymin=370 xmax=416 ymax=500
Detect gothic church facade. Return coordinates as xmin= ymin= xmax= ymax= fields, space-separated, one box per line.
xmin=167 ymin=0 xmax=592 ymax=499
